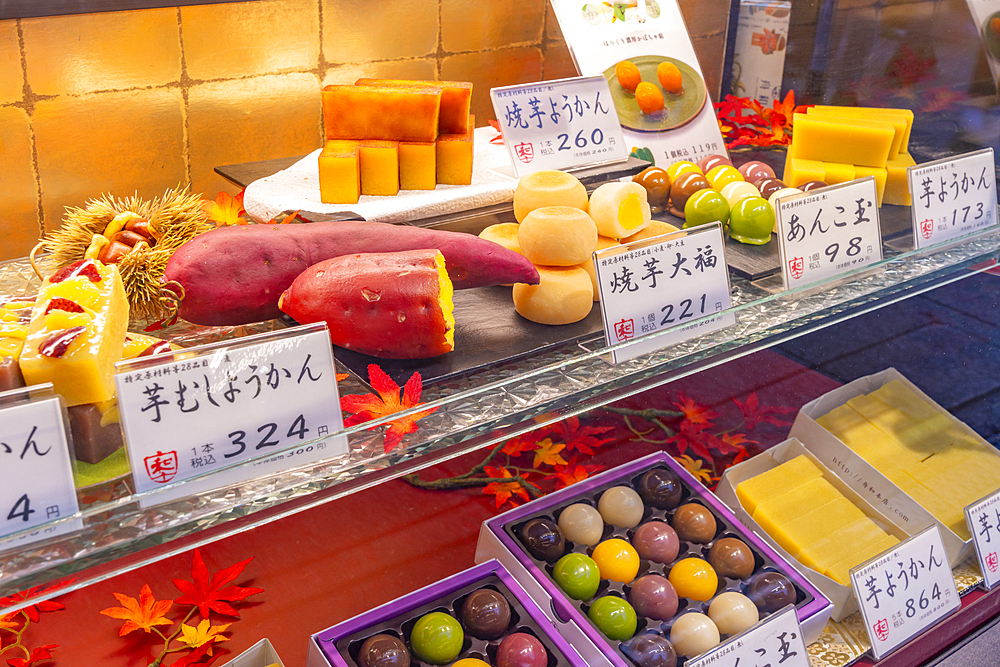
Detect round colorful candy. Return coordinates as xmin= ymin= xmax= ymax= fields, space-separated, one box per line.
xmin=705 ymin=165 xmax=744 ymax=190
xmin=698 ymin=154 xmax=733 ymax=174
xmin=754 ymin=178 xmax=786 ymax=200
xmin=553 ymin=553 xmax=601 ymax=600
xmin=359 ymin=634 xmax=410 ymax=667
xmin=461 ymin=588 xmax=511 ymax=640
xmin=592 ymin=538 xmax=641 ymax=583
xmin=708 ymin=537 xmax=756 ymax=580
xmin=520 ymin=517 xmax=566 ymax=562
xmin=637 ymin=468 xmax=683 ymax=510
xmin=668 ymin=172 xmax=711 ymax=217
xmin=683 ymin=189 xmax=730 ymax=229
xmin=666 ymin=161 xmax=702 ymax=182
xmin=669 ymin=612 xmax=720 ymax=657
xmin=631 ymin=521 xmax=680 ymax=564
xmin=708 ymin=592 xmax=759 ymax=635
xmin=729 ymin=196 xmax=774 ymax=245
xmin=737 ymin=160 xmax=775 ymax=183
xmin=720 ymin=181 xmax=761 ymax=209
xmin=452 ymin=660 xmax=489 ymax=667
xmin=667 ymin=558 xmax=719 ymax=602
xmin=598 ymin=486 xmax=645 ymax=528
xmin=671 ymin=503 xmax=717 ymax=543
xmin=799 ymin=180 xmax=829 ymax=191
xmin=410 ymin=612 xmax=464 ymax=665
xmin=558 ymin=503 xmax=604 ymax=546
xmin=628 ymin=574 xmax=679 ymax=620
xmin=588 ymin=596 xmax=638 ymax=641
xmin=496 ymin=633 xmax=548 ymax=667
xmin=747 ymin=572 xmax=797 ymax=613
xmin=767 ymin=187 xmax=803 ymax=209
xmin=633 ymin=167 xmax=672 ymax=212
xmin=624 ymin=634 xmax=677 ymax=667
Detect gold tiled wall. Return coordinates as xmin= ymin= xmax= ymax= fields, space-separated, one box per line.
xmin=0 ymin=0 xmax=728 ymax=261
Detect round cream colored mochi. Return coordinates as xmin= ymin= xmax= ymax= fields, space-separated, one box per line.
xmin=479 ymin=222 xmax=522 ymax=254
xmin=578 ymin=235 xmax=621 ymax=302
xmin=517 ymin=206 xmax=598 ymax=266
xmin=513 ymin=266 xmax=593 ymax=325
xmin=588 ymin=181 xmax=652 ymax=239
xmin=513 ymin=170 xmax=588 ymax=223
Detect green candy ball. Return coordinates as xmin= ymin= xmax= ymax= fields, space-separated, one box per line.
xmin=409 ymin=612 xmax=464 ymax=665
xmin=729 ymin=196 xmax=774 ymax=245
xmin=587 ymin=595 xmax=638 ymax=641
xmin=553 ymin=553 xmax=601 ymax=600
xmin=683 ymin=188 xmax=731 ymax=229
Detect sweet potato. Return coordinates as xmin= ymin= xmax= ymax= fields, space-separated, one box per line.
xmin=163 ymin=221 xmax=539 ymax=325
xmin=279 ymin=249 xmax=454 ymax=359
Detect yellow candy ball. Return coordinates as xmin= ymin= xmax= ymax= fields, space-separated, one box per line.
xmin=668 ymin=558 xmax=719 ymax=602
xmin=705 ymin=165 xmax=744 ymax=190
xmin=452 ymin=660 xmax=490 ymax=667
xmin=591 ymin=538 xmax=641 ymax=583
xmin=667 ymin=161 xmax=702 ymax=182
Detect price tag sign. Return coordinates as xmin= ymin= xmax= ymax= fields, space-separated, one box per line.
xmin=851 ymin=525 xmax=960 ymax=659
xmin=594 ymin=223 xmax=734 ymax=364
xmin=907 ymin=148 xmax=997 ymax=249
xmin=964 ymin=488 xmax=1000 ymax=589
xmin=775 ymin=178 xmax=883 ymax=291
xmin=490 ymin=76 xmax=629 ymax=177
xmin=116 ymin=323 xmax=347 ymax=502
xmin=0 ymin=384 xmax=81 ymax=546
xmin=685 ymin=605 xmax=809 ymax=667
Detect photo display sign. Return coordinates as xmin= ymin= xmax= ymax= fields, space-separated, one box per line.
xmin=115 ymin=323 xmax=347 ymax=504
xmin=549 ymin=0 xmax=728 ymax=167
xmin=963 ymin=0 xmax=1000 ymax=84
xmin=594 ymin=223 xmax=734 ymax=364
xmin=907 ymin=148 xmax=997 ymax=249
xmin=965 ymin=488 xmax=1000 ymax=589
xmin=774 ymin=178 xmax=884 ymax=291
xmin=686 ymin=605 xmax=809 ymax=667
xmin=851 ymin=525 xmax=960 ymax=659
xmin=490 ymin=76 xmax=629 ymax=177
xmin=0 ymin=384 xmax=82 ymax=549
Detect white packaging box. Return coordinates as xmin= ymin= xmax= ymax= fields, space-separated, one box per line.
xmin=789 ymin=367 xmax=981 ymax=567
xmin=218 ymin=638 xmax=284 ymax=667
xmin=717 ymin=438 xmax=911 ymax=621
xmin=731 ymin=0 xmax=791 ymax=106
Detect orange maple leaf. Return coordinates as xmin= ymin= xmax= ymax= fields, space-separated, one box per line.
xmin=483 ymin=467 xmax=530 ymax=508
xmin=552 ymin=463 xmax=605 ymax=489
xmin=673 ymin=393 xmax=719 ymax=427
xmin=201 ymin=191 xmax=246 ymax=227
xmin=531 ymin=438 xmax=567 ymax=468
xmin=265 ymin=210 xmax=299 ymax=225
xmin=674 ymin=454 xmax=715 ymax=486
xmin=341 ymin=365 xmax=438 ymax=453
xmin=501 ymin=433 xmax=545 ymax=457
xmin=99 ymin=584 xmax=174 ymax=636
xmin=0 ymin=611 xmax=19 ymax=630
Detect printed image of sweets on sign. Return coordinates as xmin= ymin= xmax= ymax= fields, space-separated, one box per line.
xmin=686 ymin=605 xmax=809 ymax=667
xmin=907 ymin=148 xmax=997 ymax=249
xmin=0 ymin=385 xmax=82 ymax=549
xmin=490 ymin=76 xmax=629 ymax=177
xmin=594 ymin=223 xmax=734 ymax=364
xmin=115 ymin=323 xmax=346 ymax=503
xmin=775 ymin=178 xmax=884 ymax=291
xmin=965 ymin=488 xmax=1000 ymax=589
xmin=851 ymin=525 xmax=960 ymax=660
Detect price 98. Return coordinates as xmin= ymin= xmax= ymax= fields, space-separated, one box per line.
xmin=825 ymin=236 xmax=863 ymax=263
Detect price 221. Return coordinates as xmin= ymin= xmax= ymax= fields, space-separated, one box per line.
xmin=660 ymin=294 xmax=708 ymax=327
xmin=225 ymin=414 xmax=310 ymax=459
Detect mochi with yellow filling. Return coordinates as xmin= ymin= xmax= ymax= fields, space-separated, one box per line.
xmin=587 ymin=181 xmax=652 ymax=239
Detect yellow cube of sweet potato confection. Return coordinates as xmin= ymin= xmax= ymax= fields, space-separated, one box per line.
xmin=825 ymin=533 xmax=899 ymax=585
xmin=436 ymin=114 xmax=474 ymax=185
xmin=319 ymin=140 xmax=361 ymax=204
xmin=399 ymin=141 xmax=437 ymax=190
xmin=322 ymin=84 xmax=442 ymax=142
xmin=884 ymin=152 xmax=915 ymax=206
xmin=735 ymin=455 xmax=824 ymax=515
xmin=356 ymin=78 xmax=473 ymax=135
xmin=798 ymin=517 xmax=890 ymax=572
xmin=822 ymin=162 xmax=856 ymax=185
xmin=753 ymin=477 xmax=842 ymax=530
xmin=854 ymin=166 xmax=887 ymax=206
xmin=359 ymin=140 xmax=400 ymax=196
xmin=768 ymin=497 xmax=866 ymax=557
xmin=791 ymin=114 xmax=895 ymax=168
xmin=809 ymin=106 xmax=913 ymax=154
xmin=782 ymin=155 xmax=826 ymax=188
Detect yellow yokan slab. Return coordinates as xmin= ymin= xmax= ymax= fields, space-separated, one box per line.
xmin=809 ymin=105 xmax=913 ymax=154
xmin=791 ymin=113 xmax=895 ymax=168
xmin=318 ymin=139 xmax=361 ymax=204
xmin=884 ymin=152 xmax=915 ymax=206
xmin=322 ymin=84 xmax=442 ymax=142
xmin=359 ymin=140 xmax=400 ymax=196
xmin=736 ymin=454 xmax=824 ymax=515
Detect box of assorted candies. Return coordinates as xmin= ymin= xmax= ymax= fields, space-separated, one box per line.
xmin=475 ymin=452 xmax=832 ymax=666
xmin=306 ymin=559 xmax=588 ymax=667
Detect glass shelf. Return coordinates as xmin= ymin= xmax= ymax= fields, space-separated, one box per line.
xmin=0 ymin=223 xmax=998 ymax=614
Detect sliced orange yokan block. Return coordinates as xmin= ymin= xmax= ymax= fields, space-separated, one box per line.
xmin=399 ymin=141 xmax=437 ymax=191
xmin=322 ymin=84 xmax=442 ymax=142
xmin=436 ymin=113 xmax=474 ymax=185
xmin=356 ymin=78 xmax=473 ymax=134
xmin=359 ymin=140 xmax=400 ymax=196
xmin=19 ymin=260 xmax=128 ymax=406
xmin=884 ymin=152 xmax=915 ymax=206
xmin=319 ymin=139 xmax=361 ymax=204
xmin=791 ymin=113 xmax=895 ymax=168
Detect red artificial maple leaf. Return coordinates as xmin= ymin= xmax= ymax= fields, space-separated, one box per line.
xmin=488 ymin=119 xmax=504 ymax=144
xmin=0 ymin=580 xmax=73 ymax=623
xmin=501 ymin=432 xmax=548 ymax=457
xmin=172 ymin=550 xmax=263 ymax=620
xmin=732 ymin=393 xmax=796 ymax=430
xmin=547 ymin=416 xmax=615 ymax=456
xmin=341 ymin=365 xmax=438 ymax=453
xmin=673 ymin=393 xmax=719 ymax=427
xmin=667 ymin=419 xmax=715 ymax=460
xmin=552 ymin=462 xmax=605 ymax=489
xmin=483 ymin=467 xmax=530 ymax=508
xmin=6 ymin=644 xmax=57 ymax=667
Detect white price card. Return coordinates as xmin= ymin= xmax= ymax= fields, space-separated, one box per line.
xmin=490 ymin=76 xmax=629 ymax=177
xmin=116 ymin=323 xmax=347 ymax=503
xmin=685 ymin=605 xmax=809 ymax=667
xmin=594 ymin=222 xmax=734 ymax=364
xmin=851 ymin=525 xmax=960 ymax=660
xmin=0 ymin=384 xmax=81 ymax=548
xmin=775 ymin=178 xmax=883 ymax=291
xmin=964 ymin=488 xmax=1000 ymax=589
xmin=907 ymin=148 xmax=997 ymax=249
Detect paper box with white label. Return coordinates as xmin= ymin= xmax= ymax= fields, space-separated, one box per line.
xmin=219 ymin=638 xmax=284 ymax=667
xmin=306 ymin=559 xmax=588 ymax=667
xmin=717 ymin=439 xmax=910 ymax=621
xmin=476 ymin=451 xmax=831 ymax=665
xmin=731 ymin=0 xmax=791 ymax=106
xmin=790 ymin=367 xmax=1000 ymax=566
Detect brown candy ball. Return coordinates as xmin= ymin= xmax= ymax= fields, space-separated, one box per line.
xmin=671 ymin=504 xmax=717 ymax=544
xmin=633 ymin=167 xmax=672 ymax=212
xmin=708 ymin=537 xmax=756 ymax=580
xmin=669 ymin=172 xmax=711 ymax=218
